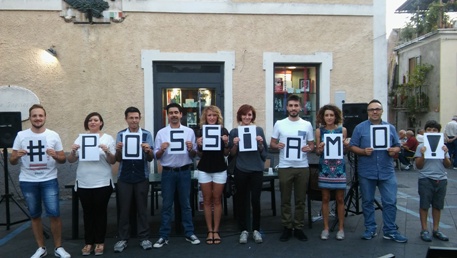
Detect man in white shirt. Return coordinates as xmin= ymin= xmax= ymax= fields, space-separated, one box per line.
xmin=270 ymin=94 xmax=314 ymax=242
xmin=153 ymin=103 xmax=200 ymax=248
xmin=9 ymin=104 xmax=70 ymax=258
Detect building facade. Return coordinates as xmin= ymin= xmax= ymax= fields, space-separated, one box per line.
xmin=0 ymin=0 xmax=387 ymax=150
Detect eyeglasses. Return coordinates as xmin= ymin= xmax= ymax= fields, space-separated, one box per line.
xmin=367 ymin=108 xmax=382 ymax=112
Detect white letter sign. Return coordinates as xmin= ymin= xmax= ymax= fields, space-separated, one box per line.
xmin=79 ymin=134 xmax=99 ymax=161
xmin=169 ymin=129 xmax=186 ymax=154
xmin=324 ymin=134 xmax=343 ymax=159
xmin=122 ymin=133 xmax=142 ymax=160
xmin=203 ymin=125 xmax=221 ymax=151
xmin=239 ymin=125 xmax=257 ymax=152
xmin=424 ymin=133 xmax=444 ymax=159
xmin=283 ymin=136 xmax=303 ymax=161
xmin=25 ymin=136 xmax=47 ymax=170
xmin=370 ymin=125 xmax=390 ymax=150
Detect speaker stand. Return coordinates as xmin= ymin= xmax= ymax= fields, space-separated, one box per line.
xmin=0 ymin=148 xmax=31 ymax=229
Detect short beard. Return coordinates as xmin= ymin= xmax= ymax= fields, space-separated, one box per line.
xmin=288 ymin=112 xmax=299 ymax=118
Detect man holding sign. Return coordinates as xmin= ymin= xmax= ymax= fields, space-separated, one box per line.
xmin=153 ymin=103 xmax=200 ymax=248
xmin=270 ymin=95 xmax=314 ymax=242
xmin=9 ymin=104 xmax=70 ymax=258
xmin=349 ymin=99 xmax=407 ymax=243
xmin=114 ymin=107 xmax=154 ymax=253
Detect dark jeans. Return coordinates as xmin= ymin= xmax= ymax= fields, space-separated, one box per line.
xmin=77 ymin=185 xmax=113 ymax=244
xmin=398 ymin=148 xmax=415 ymax=165
xmin=234 ymin=167 xmax=263 ymax=231
xmin=445 ymin=137 xmax=457 ymax=167
xmin=117 ymin=179 xmax=150 ymax=241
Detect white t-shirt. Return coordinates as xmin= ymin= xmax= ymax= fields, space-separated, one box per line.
xmin=74 ymin=133 xmax=115 ymax=189
xmin=272 ymin=117 xmax=314 ymax=168
xmin=12 ymin=128 xmax=64 ymax=182
xmin=154 ymin=124 xmax=196 ymax=167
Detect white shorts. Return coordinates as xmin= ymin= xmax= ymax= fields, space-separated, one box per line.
xmin=197 ymin=170 xmax=227 ymax=184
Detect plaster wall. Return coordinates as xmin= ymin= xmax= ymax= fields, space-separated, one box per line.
xmin=0 ymin=9 xmax=374 ymax=147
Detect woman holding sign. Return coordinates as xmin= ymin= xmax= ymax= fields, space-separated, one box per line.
xmin=68 ymin=112 xmax=116 ymax=255
xmin=315 ymin=104 xmax=347 ymax=240
xmin=229 ymin=104 xmax=268 ymax=244
xmin=196 ymin=105 xmax=230 ymax=244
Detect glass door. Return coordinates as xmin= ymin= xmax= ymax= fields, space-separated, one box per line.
xmin=153 ymin=62 xmax=224 ymax=136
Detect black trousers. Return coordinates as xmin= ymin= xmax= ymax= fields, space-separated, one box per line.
xmin=234 ymin=167 xmax=263 ymax=231
xmin=77 ymin=185 xmax=113 ymax=244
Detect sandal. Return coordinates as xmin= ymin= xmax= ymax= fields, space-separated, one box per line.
xmin=81 ymin=245 xmax=93 ymax=256
xmin=206 ymin=231 xmax=214 ymax=245
xmin=432 ymin=230 xmax=449 ymax=241
xmin=94 ymin=244 xmax=104 ymax=256
xmin=213 ymin=231 xmax=221 ymax=245
xmin=420 ymin=230 xmax=432 ymax=242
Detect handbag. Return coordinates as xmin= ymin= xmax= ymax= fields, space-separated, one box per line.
xmin=225 ymin=155 xmax=237 ymax=198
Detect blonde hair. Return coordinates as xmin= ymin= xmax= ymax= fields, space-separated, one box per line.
xmin=199 ymin=105 xmax=223 ymax=127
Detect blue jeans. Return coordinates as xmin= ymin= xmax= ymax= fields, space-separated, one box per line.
xmin=159 ymin=169 xmax=194 ymax=239
xmin=20 ymin=179 xmax=60 ymax=218
xmin=359 ymin=176 xmax=398 ymax=234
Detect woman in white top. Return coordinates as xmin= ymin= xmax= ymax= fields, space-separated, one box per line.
xmin=68 ymin=112 xmax=116 ymax=256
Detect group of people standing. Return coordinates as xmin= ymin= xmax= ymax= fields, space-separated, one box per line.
xmin=9 ymin=96 xmax=453 ymax=258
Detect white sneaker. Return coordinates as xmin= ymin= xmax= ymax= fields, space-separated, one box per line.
xmin=114 ymin=240 xmax=127 ymax=253
xmin=321 ymin=230 xmax=329 ymax=240
xmin=253 ymin=230 xmax=263 ymax=243
xmin=185 ymin=234 xmax=200 ymax=245
xmin=54 ymin=247 xmax=71 ymax=258
xmin=336 ymin=230 xmax=345 ymax=240
xmin=239 ymin=230 xmax=248 ymax=244
xmin=153 ymin=238 xmax=168 ymax=248
xmin=140 ymin=240 xmax=152 ymax=250
xmin=31 ymin=247 xmax=47 ymax=258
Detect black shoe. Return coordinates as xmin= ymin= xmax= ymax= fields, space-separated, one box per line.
xmin=279 ymin=228 xmax=292 ymax=242
xmin=294 ymin=229 xmax=308 ymax=241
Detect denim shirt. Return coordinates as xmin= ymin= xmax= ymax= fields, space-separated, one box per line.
xmin=349 ymin=120 xmax=400 ymax=180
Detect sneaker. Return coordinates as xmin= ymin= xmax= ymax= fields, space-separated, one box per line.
xmin=294 ymin=228 xmax=308 ymax=241
xmin=383 ymin=232 xmax=408 ymax=243
xmin=453 ymin=167 xmax=457 ymax=170
xmin=320 ymin=229 xmax=329 ymax=240
xmin=420 ymin=230 xmax=432 ymax=242
xmin=54 ymin=247 xmax=71 ymax=258
xmin=239 ymin=230 xmax=249 ymax=244
xmin=153 ymin=238 xmax=168 ymax=248
xmin=31 ymin=247 xmax=47 ymax=258
xmin=253 ymin=230 xmax=263 ymax=244
xmin=336 ymin=230 xmax=345 ymax=240
xmin=432 ymin=230 xmax=449 ymax=241
xmin=279 ymin=228 xmax=292 ymax=242
xmin=114 ymin=240 xmax=128 ymax=253
xmin=140 ymin=240 xmax=152 ymax=250
xmin=361 ymin=230 xmax=377 ymax=240
xmin=185 ymin=234 xmax=201 ymax=245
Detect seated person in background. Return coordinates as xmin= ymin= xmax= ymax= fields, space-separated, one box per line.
xmin=398 ymin=130 xmax=407 ymax=144
xmin=398 ymin=130 xmax=418 ymax=170
xmin=416 ymin=129 xmax=424 ymax=144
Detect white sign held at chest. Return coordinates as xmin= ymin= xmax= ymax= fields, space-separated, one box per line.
xmin=370 ymin=125 xmax=390 ymax=150
xmin=122 ymin=133 xmax=143 ymax=160
xmin=168 ymin=129 xmax=186 ymax=154
xmin=424 ymin=133 xmax=445 ymax=159
xmin=203 ymin=125 xmax=221 ymax=151
xmin=283 ymin=135 xmax=304 ymax=161
xmin=79 ymin=134 xmax=100 ymax=161
xmin=238 ymin=125 xmax=257 ymax=152
xmin=323 ymin=134 xmax=343 ymax=159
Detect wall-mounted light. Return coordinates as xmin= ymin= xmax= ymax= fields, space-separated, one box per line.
xmin=46 ymin=47 xmax=57 ymax=57
xmin=64 ymin=7 xmax=75 ymax=22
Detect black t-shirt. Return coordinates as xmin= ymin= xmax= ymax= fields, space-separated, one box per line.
xmin=196 ymin=127 xmax=229 ymax=173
